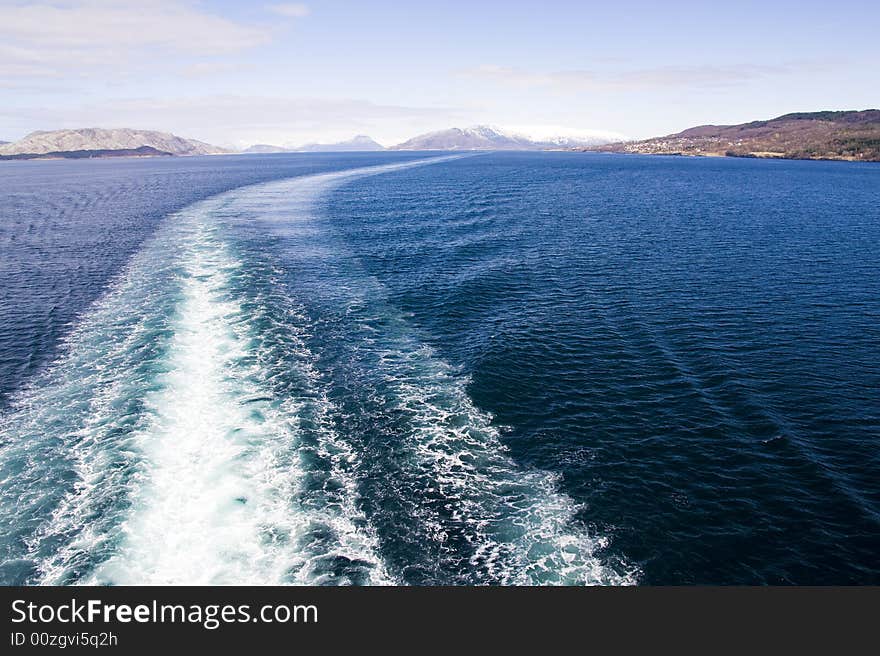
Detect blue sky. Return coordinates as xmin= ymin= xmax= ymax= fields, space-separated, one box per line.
xmin=0 ymin=0 xmax=877 ymax=146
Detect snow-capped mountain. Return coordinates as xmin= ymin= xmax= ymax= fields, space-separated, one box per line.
xmin=391 ymin=126 xmax=530 ymax=150
xmin=391 ymin=125 xmax=620 ymax=150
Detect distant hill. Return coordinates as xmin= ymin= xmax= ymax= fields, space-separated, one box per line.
xmin=295 ymin=135 xmax=385 ymax=152
xmin=241 ymin=144 xmax=290 ymax=154
xmin=391 ymin=125 xmax=611 ymax=151
xmin=0 ymin=128 xmax=229 ymax=159
xmin=591 ymin=110 xmax=880 ymax=162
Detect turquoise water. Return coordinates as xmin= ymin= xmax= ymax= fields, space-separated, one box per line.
xmin=1 ymin=152 xmax=878 ymax=584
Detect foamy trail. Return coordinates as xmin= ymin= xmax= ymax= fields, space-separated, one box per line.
xmin=86 ymin=212 xmax=388 ymax=585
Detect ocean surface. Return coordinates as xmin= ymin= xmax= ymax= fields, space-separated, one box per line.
xmin=0 ymin=152 xmax=878 ymax=585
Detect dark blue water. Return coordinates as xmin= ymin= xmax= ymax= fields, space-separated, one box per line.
xmin=1 ymin=152 xmax=878 ymax=584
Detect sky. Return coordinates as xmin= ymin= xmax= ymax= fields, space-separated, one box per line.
xmin=0 ymin=0 xmax=878 ymax=148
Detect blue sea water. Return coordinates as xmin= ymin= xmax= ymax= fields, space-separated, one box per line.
xmin=0 ymin=152 xmax=878 ymax=584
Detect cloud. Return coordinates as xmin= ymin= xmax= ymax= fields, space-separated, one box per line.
xmin=0 ymin=1 xmax=273 ymax=78
xmin=267 ymin=3 xmax=310 ymax=18
xmin=464 ymin=61 xmax=831 ymax=91
xmin=179 ymin=62 xmax=253 ymax=79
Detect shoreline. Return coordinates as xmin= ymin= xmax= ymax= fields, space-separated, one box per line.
xmin=582 ymin=149 xmax=880 ymax=164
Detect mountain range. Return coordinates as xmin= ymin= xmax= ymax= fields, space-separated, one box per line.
xmin=590 ymin=110 xmax=880 ymax=162
xmin=0 ymin=125 xmax=614 ymax=160
xmin=241 ymin=135 xmax=386 ymax=154
xmin=240 ymin=144 xmax=290 ymax=154
xmin=4 ymin=113 xmax=879 ymax=161
xmin=390 ymin=125 xmax=607 ymax=150
xmin=296 ymin=135 xmax=385 ymax=152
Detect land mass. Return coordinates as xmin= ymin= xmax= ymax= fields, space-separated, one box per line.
xmin=0 ymin=145 xmax=175 ymax=161
xmin=0 ymin=128 xmax=229 ymax=160
xmin=588 ymin=110 xmax=880 ymax=162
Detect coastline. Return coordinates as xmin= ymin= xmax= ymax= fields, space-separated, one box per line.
xmin=583 ymin=149 xmax=880 ymax=163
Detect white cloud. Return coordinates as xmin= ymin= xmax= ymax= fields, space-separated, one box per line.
xmin=179 ymin=61 xmax=253 ymax=79
xmin=267 ymin=3 xmax=310 ymax=18
xmin=0 ymin=1 xmax=273 ymax=78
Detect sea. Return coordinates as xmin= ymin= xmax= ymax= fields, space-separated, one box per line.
xmin=0 ymin=151 xmax=878 ymax=585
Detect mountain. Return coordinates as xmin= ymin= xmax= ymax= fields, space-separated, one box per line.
xmin=590 ymin=110 xmax=880 ymax=162
xmin=241 ymin=144 xmax=290 ymax=154
xmin=391 ymin=126 xmax=534 ymax=150
xmin=295 ymin=135 xmax=385 ymax=152
xmin=0 ymin=128 xmax=229 ymax=159
xmin=240 ymin=136 xmax=384 ymax=153
xmin=391 ymin=125 xmax=613 ymax=151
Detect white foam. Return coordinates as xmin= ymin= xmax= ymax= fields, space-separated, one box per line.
xmin=88 ymin=211 xmax=390 ymax=585
xmin=6 ymin=234 xmax=184 ymax=584
xmin=383 ymin=345 xmax=637 ymax=585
